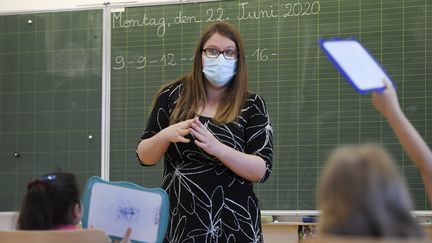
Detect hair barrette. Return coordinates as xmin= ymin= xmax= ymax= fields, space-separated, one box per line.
xmin=40 ymin=174 xmax=57 ymax=181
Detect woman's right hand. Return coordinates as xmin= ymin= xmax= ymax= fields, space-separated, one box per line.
xmin=137 ymin=118 xmax=197 ymax=165
xmin=160 ymin=117 xmax=198 ymax=143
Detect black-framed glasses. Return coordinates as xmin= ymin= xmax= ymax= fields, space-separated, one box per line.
xmin=202 ymin=48 xmax=238 ymax=60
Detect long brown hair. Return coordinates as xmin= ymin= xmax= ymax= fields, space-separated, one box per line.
xmin=318 ymin=144 xmax=423 ymax=238
xmin=154 ymin=22 xmax=248 ymax=124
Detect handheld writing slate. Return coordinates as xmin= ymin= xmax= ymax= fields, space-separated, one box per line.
xmin=82 ymin=176 xmax=169 ymax=243
xmin=319 ymin=38 xmax=394 ymax=94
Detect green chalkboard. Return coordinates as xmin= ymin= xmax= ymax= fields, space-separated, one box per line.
xmin=0 ymin=10 xmax=103 ymax=211
xmin=110 ymin=0 xmax=432 ymax=211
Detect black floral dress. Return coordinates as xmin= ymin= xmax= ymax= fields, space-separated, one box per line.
xmin=139 ymin=81 xmax=273 ymax=243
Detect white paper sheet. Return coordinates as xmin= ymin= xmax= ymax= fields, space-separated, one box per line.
xmin=87 ymin=182 xmax=162 ymax=243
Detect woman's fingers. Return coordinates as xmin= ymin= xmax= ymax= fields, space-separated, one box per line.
xmin=166 ymin=118 xmax=197 ymax=143
xmin=193 ymin=119 xmax=205 ymax=128
xmin=190 ymin=127 xmax=205 ymax=142
xmin=182 ymin=117 xmax=198 ymax=129
xmin=190 ymin=120 xmax=208 ymax=139
xmin=194 ymin=139 xmax=205 ymax=148
xmin=190 ymin=120 xmax=222 ymax=156
xmin=173 ymin=127 xmax=190 ymax=143
xmin=178 ymin=128 xmax=190 ymax=136
xmin=177 ymin=119 xmax=198 ymax=141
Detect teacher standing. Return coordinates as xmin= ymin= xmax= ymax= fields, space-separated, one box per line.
xmin=137 ymin=22 xmax=273 ymax=242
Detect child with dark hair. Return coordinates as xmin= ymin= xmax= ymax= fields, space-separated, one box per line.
xmin=17 ymin=172 xmax=131 ymax=242
xmin=18 ymin=172 xmax=81 ymax=230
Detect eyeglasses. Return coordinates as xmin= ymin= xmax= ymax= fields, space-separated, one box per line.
xmin=202 ymin=48 xmax=238 ymax=60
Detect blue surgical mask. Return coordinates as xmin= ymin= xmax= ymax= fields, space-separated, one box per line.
xmin=203 ymin=55 xmax=237 ymax=87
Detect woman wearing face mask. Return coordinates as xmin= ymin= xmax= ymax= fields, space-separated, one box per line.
xmin=136 ymin=22 xmax=273 ymax=242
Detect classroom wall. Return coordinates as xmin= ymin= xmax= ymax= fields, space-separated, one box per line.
xmin=1 ymin=1 xmax=431 ymax=242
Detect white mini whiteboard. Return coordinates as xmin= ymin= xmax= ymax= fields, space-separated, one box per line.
xmin=82 ymin=176 xmax=169 ymax=243
xmin=319 ymin=38 xmax=393 ymax=94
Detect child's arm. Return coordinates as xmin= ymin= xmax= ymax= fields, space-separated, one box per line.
xmin=372 ymin=79 xmax=432 ymax=202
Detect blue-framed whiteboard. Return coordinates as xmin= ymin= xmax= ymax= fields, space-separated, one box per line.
xmin=82 ymin=176 xmax=169 ymax=243
xmin=319 ymin=38 xmax=395 ymax=94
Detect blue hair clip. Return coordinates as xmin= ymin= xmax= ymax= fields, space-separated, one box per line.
xmin=40 ymin=175 xmax=57 ymax=181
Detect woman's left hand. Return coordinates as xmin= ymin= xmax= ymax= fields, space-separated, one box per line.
xmin=190 ymin=119 xmax=224 ymax=157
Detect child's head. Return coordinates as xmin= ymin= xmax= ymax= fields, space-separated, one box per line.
xmin=17 ymin=172 xmax=81 ymax=230
xmin=318 ymin=144 xmax=423 ymax=238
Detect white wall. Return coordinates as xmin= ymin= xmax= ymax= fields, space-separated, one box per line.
xmin=0 ymin=0 xmax=194 ymax=14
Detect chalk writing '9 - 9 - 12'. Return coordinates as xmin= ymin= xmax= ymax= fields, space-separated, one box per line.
xmin=112 ymin=1 xmax=320 ymax=38
xmin=113 ymin=54 xmax=177 ymax=70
